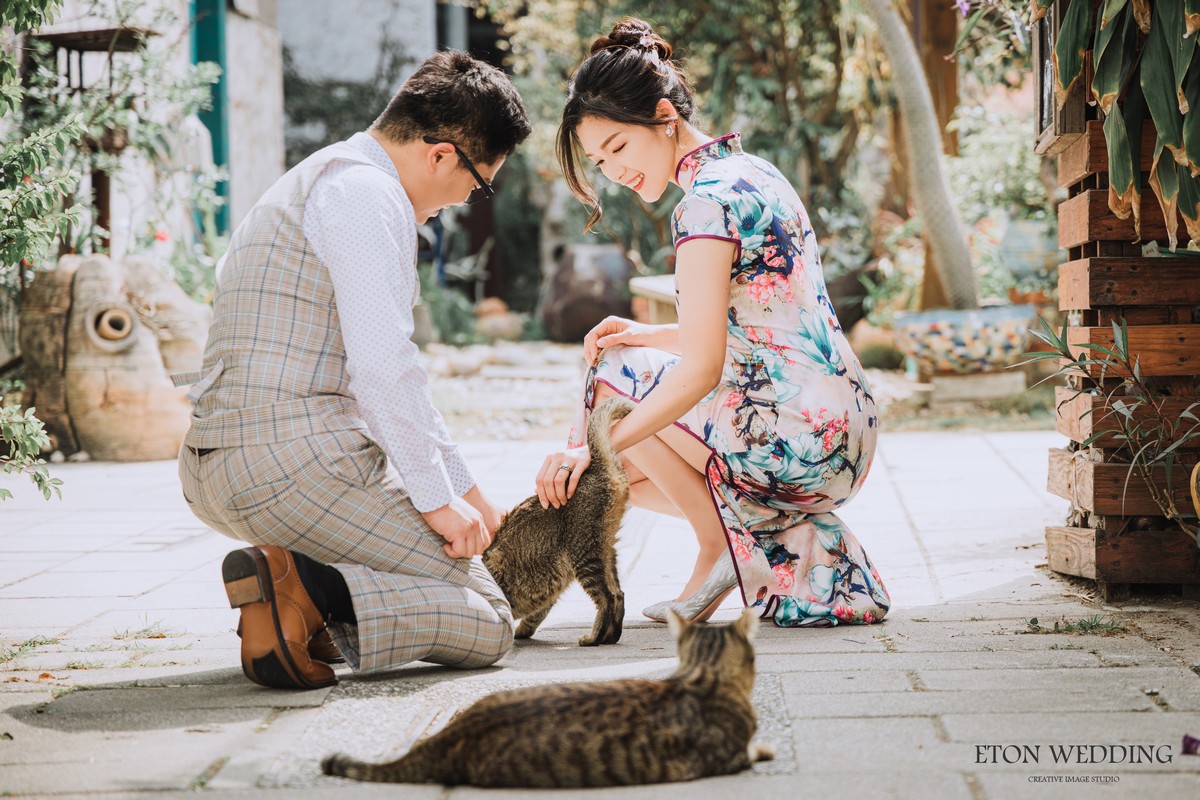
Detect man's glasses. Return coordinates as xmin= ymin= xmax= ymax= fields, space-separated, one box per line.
xmin=423 ymin=136 xmax=495 ymax=205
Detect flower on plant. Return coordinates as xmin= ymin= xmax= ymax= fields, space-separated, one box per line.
xmin=155 ymin=229 xmax=169 ymax=242
xmin=955 ymin=0 xmax=971 ymax=16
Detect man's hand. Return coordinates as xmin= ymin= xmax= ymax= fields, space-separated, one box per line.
xmin=422 ymin=496 xmax=491 ymax=559
xmin=462 ymin=485 xmax=507 ymax=535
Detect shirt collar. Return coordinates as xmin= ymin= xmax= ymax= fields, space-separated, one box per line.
xmin=348 ymin=131 xmax=400 ymax=182
xmin=675 ymin=133 xmax=742 ymax=191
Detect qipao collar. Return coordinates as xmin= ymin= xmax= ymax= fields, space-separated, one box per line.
xmin=675 ymin=133 xmax=742 ymax=191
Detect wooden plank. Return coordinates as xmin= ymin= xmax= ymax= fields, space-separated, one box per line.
xmin=1056 ymin=120 xmax=1156 ymax=189
xmin=1046 ymin=447 xmax=1195 ymax=516
xmin=1096 ymin=529 xmax=1200 ymax=583
xmin=1054 ymin=387 xmax=1200 ymax=447
xmin=1057 ymin=190 xmax=1186 ymax=249
xmin=1049 ymin=523 xmax=1200 ymax=585
xmin=1066 ymin=324 xmax=1200 ymax=378
xmin=1047 ymin=446 xmax=1092 ymax=508
xmin=1058 ymin=257 xmax=1200 ymax=310
xmin=1046 ymin=526 xmax=1098 ymax=579
xmin=1057 ymin=121 xmax=1156 ymax=189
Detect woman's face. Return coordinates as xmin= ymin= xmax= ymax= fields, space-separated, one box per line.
xmin=575 ymin=115 xmax=676 ymax=202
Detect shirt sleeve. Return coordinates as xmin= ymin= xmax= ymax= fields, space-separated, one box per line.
xmin=671 ymin=192 xmax=739 ymax=247
xmin=304 ymin=164 xmax=475 ymax=512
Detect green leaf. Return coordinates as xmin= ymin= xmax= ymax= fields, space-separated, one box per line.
xmin=1142 ymin=4 xmax=1187 ymax=156
xmin=954 ymin=7 xmax=989 ymax=54
xmin=1102 ymin=0 xmax=1131 ymax=27
xmin=1055 ymin=0 xmax=1094 ymax=106
xmin=1178 ymin=166 xmax=1200 ymax=244
xmin=1099 ymin=92 xmax=1137 ymax=226
xmin=1149 ymin=138 xmax=1182 ymax=250
xmin=1183 ymin=50 xmax=1200 ymax=174
xmin=1188 ymin=0 xmax=1200 ymax=37
xmin=1161 ymin=0 xmax=1198 ymax=114
xmin=1032 ymin=0 xmax=1055 ymax=24
xmin=1093 ymin=5 xmax=1130 ymax=112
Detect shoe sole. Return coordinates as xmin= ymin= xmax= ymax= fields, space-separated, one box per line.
xmin=222 ymin=548 xmax=330 ymax=690
xmin=234 ymin=618 xmax=347 ymax=665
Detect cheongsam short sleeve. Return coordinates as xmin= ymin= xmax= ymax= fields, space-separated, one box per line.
xmin=671 ymin=193 xmax=739 ymax=248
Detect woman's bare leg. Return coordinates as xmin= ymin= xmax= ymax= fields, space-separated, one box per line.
xmin=594 ymin=382 xmax=727 ymax=599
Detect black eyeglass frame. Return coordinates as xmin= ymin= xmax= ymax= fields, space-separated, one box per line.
xmin=422 ymin=136 xmax=495 ymax=205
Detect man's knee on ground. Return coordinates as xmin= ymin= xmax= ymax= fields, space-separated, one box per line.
xmin=453 ymin=619 xmax=514 ymax=669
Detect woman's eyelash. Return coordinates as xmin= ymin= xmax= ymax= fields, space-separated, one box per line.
xmin=613 ymin=144 xmax=625 ymax=153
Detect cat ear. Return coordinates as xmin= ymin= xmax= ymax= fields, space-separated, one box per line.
xmin=734 ymin=607 xmax=757 ymax=642
xmin=667 ymin=608 xmax=687 ymax=639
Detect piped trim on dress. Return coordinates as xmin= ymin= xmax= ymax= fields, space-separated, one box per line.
xmin=674 ymin=133 xmax=741 ymax=189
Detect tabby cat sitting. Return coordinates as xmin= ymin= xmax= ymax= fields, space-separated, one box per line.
xmin=482 ymin=395 xmax=635 ymax=646
xmin=321 ymin=608 xmax=773 ymax=787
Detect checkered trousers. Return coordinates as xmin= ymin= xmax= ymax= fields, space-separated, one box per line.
xmin=179 ymin=430 xmax=513 ymax=672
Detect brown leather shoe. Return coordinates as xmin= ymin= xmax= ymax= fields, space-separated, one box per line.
xmin=307 ymin=628 xmax=345 ymax=664
xmin=222 ymin=546 xmax=337 ymax=689
xmin=234 ymin=619 xmax=346 ymax=665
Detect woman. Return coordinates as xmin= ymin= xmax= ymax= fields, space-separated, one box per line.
xmin=536 ymin=18 xmax=890 ymax=627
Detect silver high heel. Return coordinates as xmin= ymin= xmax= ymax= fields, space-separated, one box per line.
xmin=642 ymin=553 xmax=739 ymax=623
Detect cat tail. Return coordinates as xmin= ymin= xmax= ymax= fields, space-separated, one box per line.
xmin=321 ymin=752 xmax=428 ymax=784
xmin=586 ymin=395 xmax=636 ymax=468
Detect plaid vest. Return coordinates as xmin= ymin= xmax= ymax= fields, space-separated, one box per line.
xmin=174 ymin=141 xmax=380 ymax=447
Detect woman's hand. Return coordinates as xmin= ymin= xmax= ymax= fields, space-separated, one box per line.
xmin=583 ymin=316 xmax=663 ymax=364
xmin=535 ymin=446 xmax=591 ymax=509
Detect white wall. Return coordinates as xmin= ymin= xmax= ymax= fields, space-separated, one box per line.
xmin=276 ymin=0 xmax=435 ymax=85
xmin=227 ymin=2 xmax=285 ymax=227
xmin=33 ymin=0 xmax=285 ymax=248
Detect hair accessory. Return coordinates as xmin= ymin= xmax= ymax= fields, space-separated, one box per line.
xmin=639 ymin=35 xmax=656 ymax=50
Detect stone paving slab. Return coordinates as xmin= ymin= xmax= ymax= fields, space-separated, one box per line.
xmin=4 ymin=430 xmax=1200 ymax=799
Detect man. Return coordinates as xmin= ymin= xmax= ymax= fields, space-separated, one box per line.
xmin=175 ymin=51 xmax=532 ymax=689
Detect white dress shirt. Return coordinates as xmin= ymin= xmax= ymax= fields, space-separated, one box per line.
xmin=303 ymin=132 xmax=474 ymax=513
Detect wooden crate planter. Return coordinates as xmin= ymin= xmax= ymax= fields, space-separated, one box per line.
xmin=1047 ymin=447 xmax=1195 ymax=517
xmin=1058 ymin=257 xmax=1200 ymax=310
xmin=1057 ymin=190 xmax=1186 ymax=250
xmin=1046 ymin=91 xmax=1200 ymax=597
xmin=1055 ymin=387 xmax=1200 ymax=449
xmin=1046 ymin=526 xmax=1200 ymax=589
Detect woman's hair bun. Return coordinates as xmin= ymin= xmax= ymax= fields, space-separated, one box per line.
xmin=589 ymin=17 xmax=672 ymax=60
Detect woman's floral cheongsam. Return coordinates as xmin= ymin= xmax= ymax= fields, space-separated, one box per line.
xmin=568 ymin=134 xmax=890 ymax=627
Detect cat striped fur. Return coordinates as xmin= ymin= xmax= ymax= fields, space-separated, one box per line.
xmin=321 ymin=609 xmax=773 ymax=787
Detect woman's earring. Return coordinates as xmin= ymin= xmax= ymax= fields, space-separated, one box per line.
xmin=665 ymin=123 xmax=675 ymax=137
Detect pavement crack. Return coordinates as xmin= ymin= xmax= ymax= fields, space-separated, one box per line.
xmin=190 ymin=755 xmax=229 ymax=790
xmin=1142 ymin=688 xmax=1172 ymax=712
xmin=257 ymin=707 xmax=283 ymax=733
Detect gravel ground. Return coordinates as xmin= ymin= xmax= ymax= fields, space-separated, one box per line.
xmin=423 ymin=342 xmax=1055 ymax=442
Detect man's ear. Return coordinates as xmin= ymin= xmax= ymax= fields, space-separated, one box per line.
xmin=426 ymin=142 xmax=454 ymax=174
